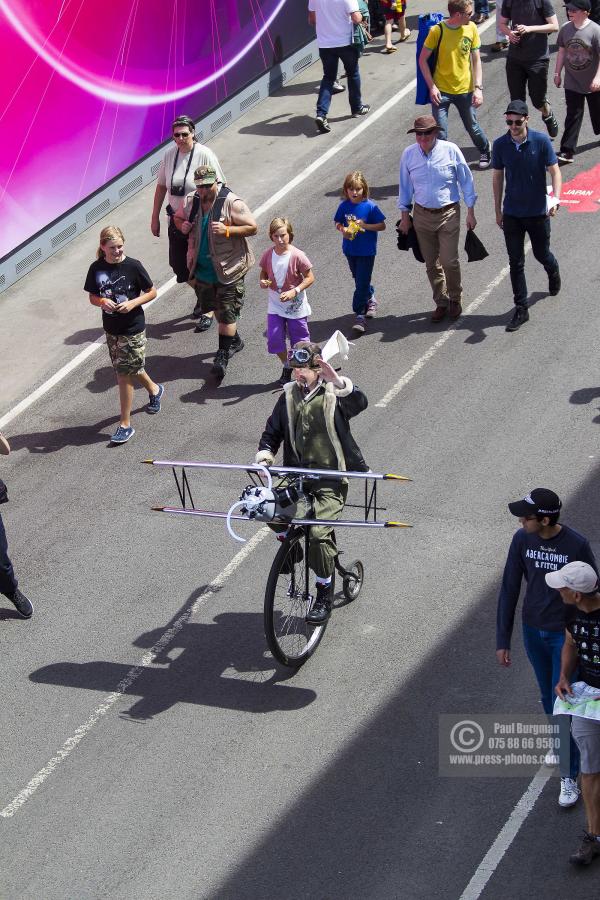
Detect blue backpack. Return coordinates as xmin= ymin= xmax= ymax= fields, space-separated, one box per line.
xmin=415 ymin=13 xmax=444 ymax=105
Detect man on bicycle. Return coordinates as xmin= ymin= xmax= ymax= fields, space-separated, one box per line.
xmin=256 ymin=341 xmax=368 ymax=625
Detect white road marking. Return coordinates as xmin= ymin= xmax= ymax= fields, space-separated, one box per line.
xmin=458 ymin=771 xmax=550 ymax=899
xmin=0 ymin=285 xmax=170 ymax=432
xmin=375 ymin=263 xmax=512 ymax=409
xmin=0 ymin=526 xmax=268 ymax=819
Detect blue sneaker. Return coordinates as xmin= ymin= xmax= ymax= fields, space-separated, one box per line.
xmin=111 ymin=425 xmax=135 ymax=444
xmin=147 ymin=383 xmax=164 ymax=414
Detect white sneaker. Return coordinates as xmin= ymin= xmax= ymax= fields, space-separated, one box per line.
xmin=544 ymin=749 xmax=559 ymax=767
xmin=559 ymin=777 xmax=580 ymax=808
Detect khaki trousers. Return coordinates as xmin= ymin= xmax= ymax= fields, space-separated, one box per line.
xmin=413 ymin=203 xmax=462 ymax=307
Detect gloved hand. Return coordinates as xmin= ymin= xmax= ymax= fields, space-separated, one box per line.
xmin=255 ymin=450 xmax=274 ymax=467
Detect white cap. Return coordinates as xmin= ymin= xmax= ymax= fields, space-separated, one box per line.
xmin=545 ymin=561 xmax=598 ymax=593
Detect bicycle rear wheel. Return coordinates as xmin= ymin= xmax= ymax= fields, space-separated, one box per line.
xmin=264 ymin=531 xmax=331 ymax=668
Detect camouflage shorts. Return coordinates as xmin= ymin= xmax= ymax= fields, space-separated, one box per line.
xmin=106 ymin=330 xmax=147 ymax=375
xmin=193 ymin=278 xmax=245 ymax=325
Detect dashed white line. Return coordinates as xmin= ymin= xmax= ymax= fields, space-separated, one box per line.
xmin=0 ymin=526 xmax=268 ymax=819
xmin=375 ymin=263 xmax=512 ymax=409
xmin=458 ymin=771 xmax=550 ymax=899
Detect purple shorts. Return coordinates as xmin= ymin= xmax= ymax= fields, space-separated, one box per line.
xmin=267 ymin=314 xmax=310 ymax=354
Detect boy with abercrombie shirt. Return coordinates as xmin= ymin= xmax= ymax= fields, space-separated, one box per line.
xmin=496 ymin=488 xmax=598 ymax=807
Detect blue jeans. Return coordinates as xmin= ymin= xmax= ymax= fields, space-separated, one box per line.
xmin=0 ymin=510 xmax=18 ymax=597
xmin=317 ymin=46 xmax=362 ymax=117
xmin=475 ymin=0 xmax=490 ymax=15
xmin=522 ymin=623 xmax=580 ymax=779
xmin=502 ymin=214 xmax=559 ymax=307
xmin=432 ymin=92 xmax=489 ymax=153
xmin=345 ymin=255 xmax=375 ymax=315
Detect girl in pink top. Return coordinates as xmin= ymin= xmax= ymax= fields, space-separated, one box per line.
xmin=259 ymin=217 xmax=315 ymax=386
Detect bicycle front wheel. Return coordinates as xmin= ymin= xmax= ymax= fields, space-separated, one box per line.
xmin=264 ymin=532 xmax=330 ymax=668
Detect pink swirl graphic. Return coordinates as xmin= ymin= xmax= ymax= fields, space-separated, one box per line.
xmin=0 ymin=0 xmax=287 ymax=106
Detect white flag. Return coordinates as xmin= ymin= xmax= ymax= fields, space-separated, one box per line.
xmin=320 ymin=330 xmax=354 ymax=364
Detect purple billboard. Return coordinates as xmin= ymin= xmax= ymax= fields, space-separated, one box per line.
xmin=0 ymin=0 xmax=312 ymax=260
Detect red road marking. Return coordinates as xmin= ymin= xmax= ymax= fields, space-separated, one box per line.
xmin=561 ymin=163 xmax=600 ymax=213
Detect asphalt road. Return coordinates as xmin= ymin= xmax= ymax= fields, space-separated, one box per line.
xmin=2 ymin=8 xmax=600 ymax=899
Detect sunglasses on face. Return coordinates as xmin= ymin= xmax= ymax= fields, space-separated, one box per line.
xmin=416 ymin=129 xmax=437 ymax=136
xmin=173 ymin=131 xmax=191 ymax=138
xmin=506 ymin=118 xmax=525 ymax=126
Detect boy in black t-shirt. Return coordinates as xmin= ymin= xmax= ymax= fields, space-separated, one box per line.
xmin=549 ymin=562 xmax=600 ymax=866
xmin=84 ymin=226 xmax=163 ymax=445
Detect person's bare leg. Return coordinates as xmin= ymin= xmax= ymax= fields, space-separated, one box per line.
xmin=384 ymin=20 xmax=394 ymax=50
xmin=581 ymin=773 xmax=600 ymax=834
xmin=134 ymin=369 xmax=159 ymax=397
xmin=219 ymin=322 xmax=237 ymax=338
xmin=398 ymin=14 xmax=410 ymax=39
xmin=116 ymin=374 xmax=134 ymax=427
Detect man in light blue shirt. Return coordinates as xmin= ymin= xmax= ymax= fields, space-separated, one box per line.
xmin=398 ymin=115 xmax=477 ymax=322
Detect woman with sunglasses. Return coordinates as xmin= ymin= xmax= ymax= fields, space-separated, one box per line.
xmin=256 ymin=341 xmax=368 ymax=626
xmin=150 ymin=115 xmax=226 ymax=328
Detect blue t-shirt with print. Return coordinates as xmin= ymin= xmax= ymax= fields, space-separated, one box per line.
xmin=334 ymin=199 xmax=386 ymax=257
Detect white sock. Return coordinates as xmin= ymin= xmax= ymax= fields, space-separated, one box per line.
xmin=315 ymin=576 xmax=332 ymax=586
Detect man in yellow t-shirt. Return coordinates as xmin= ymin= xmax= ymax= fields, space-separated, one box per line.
xmin=419 ymin=0 xmax=492 ymax=168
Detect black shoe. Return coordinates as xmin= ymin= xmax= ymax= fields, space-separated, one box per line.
xmin=557 ymin=150 xmax=574 ymax=164
xmin=542 ymin=110 xmax=559 ymax=139
xmin=194 ymin=314 xmax=213 ymax=333
xmin=315 ymin=116 xmax=331 ymax=134
xmin=332 ymin=80 xmax=345 ymax=94
xmin=569 ymin=831 xmax=600 ymax=866
xmin=8 ymin=588 xmax=33 ymax=619
xmin=352 ymin=105 xmax=371 ymax=118
xmin=229 ymin=335 xmax=245 ymax=356
xmin=548 ymin=268 xmax=561 ymax=296
xmin=279 ymin=366 xmax=292 ymax=386
xmin=280 ymin=540 xmax=304 ymax=574
xmin=211 ymin=349 xmax=229 ymax=378
xmin=306 ymin=584 xmax=332 ymax=625
xmin=505 ymin=307 xmax=529 ymax=332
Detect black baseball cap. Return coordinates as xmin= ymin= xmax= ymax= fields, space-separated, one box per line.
xmin=565 ymin=0 xmax=591 ymax=10
xmin=508 ymin=488 xmax=562 ymax=518
xmin=504 ymin=100 xmax=529 ymax=117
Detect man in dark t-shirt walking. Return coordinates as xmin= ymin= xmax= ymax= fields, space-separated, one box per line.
xmin=499 ymin=0 xmax=560 ymax=136
xmin=496 ymin=488 xmax=598 ymax=808
xmin=550 ymin=562 xmax=600 ymax=866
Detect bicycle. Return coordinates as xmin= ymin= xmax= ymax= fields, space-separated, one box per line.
xmin=261 ymin=475 xmax=365 ymax=668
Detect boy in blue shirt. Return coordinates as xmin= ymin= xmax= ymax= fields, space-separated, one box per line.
xmin=334 ymin=170 xmax=386 ymax=333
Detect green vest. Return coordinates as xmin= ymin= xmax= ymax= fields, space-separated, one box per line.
xmin=294 ymin=388 xmax=338 ymax=469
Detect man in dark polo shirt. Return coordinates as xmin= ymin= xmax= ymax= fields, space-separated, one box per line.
xmin=550 ymin=562 xmax=600 ymax=866
xmin=492 ymin=100 xmax=562 ymax=332
xmin=499 ymin=0 xmax=560 ymax=136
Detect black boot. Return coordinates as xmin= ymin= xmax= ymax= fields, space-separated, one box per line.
xmin=306 ymin=583 xmax=332 ymax=625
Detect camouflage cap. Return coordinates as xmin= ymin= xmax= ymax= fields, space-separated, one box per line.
xmin=194 ymin=165 xmax=218 ymax=186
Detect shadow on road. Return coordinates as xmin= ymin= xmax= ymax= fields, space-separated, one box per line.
xmin=30 ymin=597 xmax=315 ymax=720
